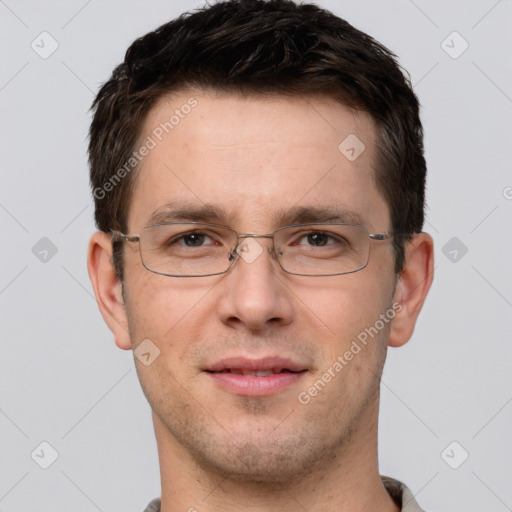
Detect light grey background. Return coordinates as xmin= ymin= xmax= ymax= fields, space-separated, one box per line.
xmin=1 ymin=0 xmax=511 ymax=510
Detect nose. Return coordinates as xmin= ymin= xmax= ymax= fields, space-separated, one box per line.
xmin=216 ymin=237 xmax=294 ymax=332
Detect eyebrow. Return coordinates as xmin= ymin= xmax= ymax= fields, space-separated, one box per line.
xmin=148 ymin=201 xmax=236 ymax=225
xmin=276 ymin=205 xmax=368 ymax=227
xmin=147 ymin=201 xmax=369 ymax=229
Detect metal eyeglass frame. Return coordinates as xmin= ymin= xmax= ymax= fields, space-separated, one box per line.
xmin=111 ymin=222 xmax=393 ymax=277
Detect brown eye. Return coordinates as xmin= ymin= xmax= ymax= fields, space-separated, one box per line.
xmin=306 ymin=232 xmax=330 ymax=246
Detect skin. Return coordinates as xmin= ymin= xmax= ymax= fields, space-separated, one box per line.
xmin=88 ymin=90 xmax=434 ymax=512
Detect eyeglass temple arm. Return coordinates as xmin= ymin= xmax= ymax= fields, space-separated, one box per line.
xmin=369 ymin=233 xmax=393 ymax=241
xmin=111 ymin=230 xmax=140 ymax=243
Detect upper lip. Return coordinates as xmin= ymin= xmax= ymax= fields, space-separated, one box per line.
xmin=204 ymin=356 xmax=308 ymax=373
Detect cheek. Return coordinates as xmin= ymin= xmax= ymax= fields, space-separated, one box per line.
xmin=293 ymin=274 xmax=396 ymax=397
xmin=295 ymin=273 xmax=392 ymax=340
xmin=124 ymin=271 xmax=220 ymax=366
xmin=307 ymin=283 xmax=392 ymax=398
xmin=126 ymin=270 xmax=203 ymax=325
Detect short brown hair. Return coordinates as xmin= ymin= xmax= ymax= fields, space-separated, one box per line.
xmin=88 ymin=0 xmax=426 ymax=279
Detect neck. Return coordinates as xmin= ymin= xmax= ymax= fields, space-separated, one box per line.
xmin=153 ymin=397 xmax=400 ymax=512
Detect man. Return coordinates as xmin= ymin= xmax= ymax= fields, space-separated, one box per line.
xmin=87 ymin=1 xmax=434 ymax=510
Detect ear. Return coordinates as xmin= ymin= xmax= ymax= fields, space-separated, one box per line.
xmin=388 ymin=232 xmax=434 ymax=348
xmin=87 ymin=231 xmax=132 ymax=350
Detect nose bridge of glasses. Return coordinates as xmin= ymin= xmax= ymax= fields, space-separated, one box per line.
xmin=237 ymin=233 xmax=274 ymax=240
xmin=237 ymin=233 xmax=278 ymax=250
xmin=238 ymin=232 xmax=275 ymax=245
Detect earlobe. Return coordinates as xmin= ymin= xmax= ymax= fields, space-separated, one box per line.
xmin=87 ymin=231 xmax=132 ymax=350
xmin=388 ymin=232 xmax=434 ymax=348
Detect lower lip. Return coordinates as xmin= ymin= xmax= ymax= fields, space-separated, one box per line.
xmin=206 ymin=371 xmax=307 ymax=396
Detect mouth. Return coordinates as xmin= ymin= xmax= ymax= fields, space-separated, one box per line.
xmin=204 ymin=356 xmax=309 ymax=396
xmin=211 ymin=368 xmax=303 ymax=376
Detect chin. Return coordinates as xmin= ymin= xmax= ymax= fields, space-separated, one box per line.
xmin=196 ymin=446 xmax=317 ymax=485
xmin=184 ymin=426 xmax=341 ymax=486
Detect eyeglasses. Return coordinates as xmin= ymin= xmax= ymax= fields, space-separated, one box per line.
xmin=111 ymin=222 xmax=393 ymax=277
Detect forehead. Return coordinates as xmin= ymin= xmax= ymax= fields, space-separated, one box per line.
xmin=127 ymin=89 xmax=389 ymax=232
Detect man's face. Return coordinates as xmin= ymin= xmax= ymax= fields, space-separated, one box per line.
xmin=122 ymin=90 xmax=397 ymax=481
